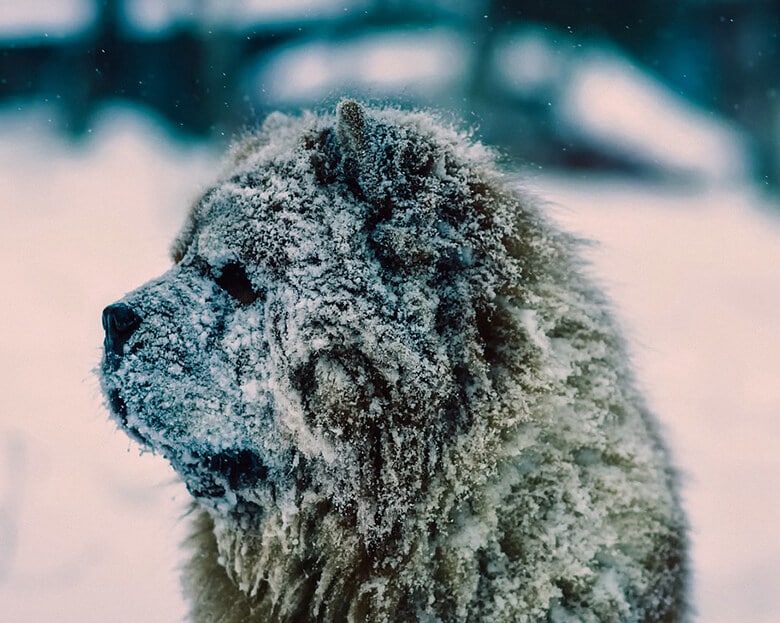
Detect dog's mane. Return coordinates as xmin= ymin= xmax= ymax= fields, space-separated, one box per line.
xmin=165 ymin=104 xmax=687 ymax=622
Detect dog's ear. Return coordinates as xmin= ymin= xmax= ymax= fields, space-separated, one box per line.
xmin=335 ymin=99 xmax=373 ymax=197
xmin=335 ymin=99 xmax=368 ymax=158
xmin=334 ymin=100 xmax=438 ymax=203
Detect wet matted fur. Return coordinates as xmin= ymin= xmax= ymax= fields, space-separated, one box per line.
xmin=100 ymin=101 xmax=688 ymax=622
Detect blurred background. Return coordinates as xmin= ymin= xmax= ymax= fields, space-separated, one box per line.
xmin=1 ymin=1 xmax=779 ymax=622
xmin=3 ymin=0 xmax=780 ymax=183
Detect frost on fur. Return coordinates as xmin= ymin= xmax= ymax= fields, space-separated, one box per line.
xmin=100 ymin=100 xmax=689 ymax=622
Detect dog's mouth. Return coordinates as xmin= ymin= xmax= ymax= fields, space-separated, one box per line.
xmin=106 ymin=387 xmax=151 ymax=446
xmin=179 ymin=449 xmax=269 ymax=499
xmin=106 ymin=385 xmax=269 ymax=500
xmin=102 ymin=354 xmax=270 ymax=502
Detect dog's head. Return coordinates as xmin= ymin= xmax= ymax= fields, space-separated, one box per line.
xmin=100 ymin=101 xmax=534 ymax=543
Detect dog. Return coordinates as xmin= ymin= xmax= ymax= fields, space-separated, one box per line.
xmin=100 ymin=100 xmax=688 ymax=622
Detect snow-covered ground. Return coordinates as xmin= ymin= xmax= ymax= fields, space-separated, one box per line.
xmin=0 ymin=107 xmax=214 ymax=623
xmin=0 ymin=106 xmax=778 ymax=622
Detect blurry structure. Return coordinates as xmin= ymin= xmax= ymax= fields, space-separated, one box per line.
xmin=0 ymin=0 xmax=776 ymax=187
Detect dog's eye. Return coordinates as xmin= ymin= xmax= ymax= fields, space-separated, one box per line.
xmin=214 ymin=262 xmax=260 ymax=305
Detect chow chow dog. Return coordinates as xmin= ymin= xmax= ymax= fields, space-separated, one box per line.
xmin=100 ymin=101 xmax=688 ymax=622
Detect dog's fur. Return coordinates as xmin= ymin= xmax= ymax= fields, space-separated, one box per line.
xmin=100 ymin=101 xmax=688 ymax=622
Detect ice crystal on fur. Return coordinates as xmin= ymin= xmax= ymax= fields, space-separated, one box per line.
xmin=100 ymin=100 xmax=688 ymax=622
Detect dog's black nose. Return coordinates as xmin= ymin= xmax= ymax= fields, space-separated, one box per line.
xmin=102 ymin=303 xmax=141 ymax=356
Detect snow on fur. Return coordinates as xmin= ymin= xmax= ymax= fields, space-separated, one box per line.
xmin=100 ymin=100 xmax=688 ymax=622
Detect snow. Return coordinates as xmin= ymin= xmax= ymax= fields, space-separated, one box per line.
xmin=492 ymin=26 xmax=566 ymax=97
xmin=0 ymin=103 xmax=778 ymax=622
xmin=0 ymin=104 xmax=215 ymax=623
xmin=121 ymin=0 xmax=196 ymax=34
xmin=556 ymin=49 xmax=749 ymax=182
xmin=493 ymin=27 xmax=749 ymax=182
xmin=237 ymin=0 xmax=367 ymax=23
xmin=253 ymin=29 xmax=467 ymax=105
xmin=122 ymin=0 xmax=367 ymax=34
xmin=0 ymin=0 xmax=95 ymax=38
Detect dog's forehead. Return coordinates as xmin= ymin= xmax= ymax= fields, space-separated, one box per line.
xmin=180 ymin=170 xmax=364 ymax=278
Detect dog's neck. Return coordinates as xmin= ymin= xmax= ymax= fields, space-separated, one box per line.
xmin=182 ymin=504 xmax=418 ymax=623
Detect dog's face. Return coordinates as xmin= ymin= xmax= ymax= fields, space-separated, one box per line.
xmin=100 ymin=102 xmax=515 ymax=538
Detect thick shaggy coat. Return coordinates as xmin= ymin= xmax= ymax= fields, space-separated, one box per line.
xmin=100 ymin=101 xmax=688 ymax=622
